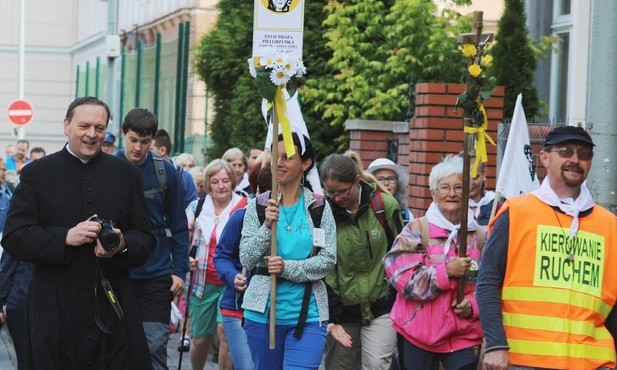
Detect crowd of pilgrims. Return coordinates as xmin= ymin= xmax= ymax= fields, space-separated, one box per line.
xmin=0 ymin=130 xmax=498 ymax=370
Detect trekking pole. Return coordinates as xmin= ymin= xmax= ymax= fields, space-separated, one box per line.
xmin=178 ymin=245 xmax=197 ymax=369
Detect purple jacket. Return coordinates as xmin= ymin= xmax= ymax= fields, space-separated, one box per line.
xmin=383 ymin=220 xmax=484 ymax=353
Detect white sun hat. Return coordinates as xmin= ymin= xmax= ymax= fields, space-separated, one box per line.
xmin=367 ymin=158 xmax=409 ymax=187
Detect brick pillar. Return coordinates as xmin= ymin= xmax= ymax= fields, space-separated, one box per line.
xmin=346 ymin=120 xmax=409 ymax=169
xmin=343 ymin=84 xmax=504 ymax=220
xmin=408 ymin=83 xmax=504 ymax=217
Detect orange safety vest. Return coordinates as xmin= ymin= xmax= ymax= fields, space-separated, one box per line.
xmin=491 ymin=194 xmax=617 ymax=369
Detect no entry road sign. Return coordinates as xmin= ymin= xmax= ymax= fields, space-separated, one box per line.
xmin=7 ymin=99 xmax=33 ymax=125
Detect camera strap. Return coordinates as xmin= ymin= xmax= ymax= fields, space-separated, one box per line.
xmin=94 ymin=259 xmax=125 ymax=334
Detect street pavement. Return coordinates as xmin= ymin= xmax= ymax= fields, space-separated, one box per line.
xmin=0 ymin=326 xmax=325 ymax=369
xmin=0 ymin=325 xmax=16 ymax=370
xmin=167 ymin=331 xmax=219 ymax=370
xmin=0 ymin=328 xmax=217 ymax=370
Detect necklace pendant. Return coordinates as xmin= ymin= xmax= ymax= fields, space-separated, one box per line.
xmin=213 ymin=216 xmax=219 ymax=225
xmin=286 ymin=225 xmax=292 ymax=233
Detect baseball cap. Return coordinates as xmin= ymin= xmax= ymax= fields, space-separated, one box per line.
xmin=103 ymin=132 xmax=116 ymax=145
xmin=544 ymin=125 xmax=595 ymax=147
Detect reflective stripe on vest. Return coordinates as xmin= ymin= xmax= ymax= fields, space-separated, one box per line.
xmin=508 ymin=338 xmax=615 ymax=364
xmin=497 ymin=194 xmax=617 ymax=369
xmin=502 ymin=286 xmax=612 ymax=318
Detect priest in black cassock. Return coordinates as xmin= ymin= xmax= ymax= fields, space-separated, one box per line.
xmin=2 ymin=96 xmax=156 ymax=370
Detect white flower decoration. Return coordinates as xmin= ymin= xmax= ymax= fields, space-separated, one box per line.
xmin=247 ymin=57 xmax=257 ymax=78
xmin=269 ymin=67 xmax=291 ymax=85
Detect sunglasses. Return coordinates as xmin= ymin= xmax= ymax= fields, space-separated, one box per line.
xmin=549 ymin=145 xmax=593 ymax=161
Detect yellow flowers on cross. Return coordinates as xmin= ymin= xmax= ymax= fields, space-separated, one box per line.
xmin=481 ymin=55 xmax=493 ymax=68
xmin=455 ymin=43 xmax=497 ymax=177
xmin=468 ymin=64 xmax=482 ymax=78
xmin=460 ymin=44 xmax=478 ymax=58
xmin=455 ymin=43 xmax=496 ymax=123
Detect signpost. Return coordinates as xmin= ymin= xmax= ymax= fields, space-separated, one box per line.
xmin=7 ymin=99 xmax=33 ymax=125
xmin=252 ymin=0 xmax=305 ymax=56
xmin=252 ymin=0 xmax=306 ymax=349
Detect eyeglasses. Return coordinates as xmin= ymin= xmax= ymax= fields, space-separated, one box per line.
xmin=376 ymin=176 xmax=398 ymax=185
xmin=436 ymin=184 xmax=464 ymax=195
xmin=325 ymin=183 xmax=354 ymax=199
xmin=549 ymin=145 xmax=593 ymax=161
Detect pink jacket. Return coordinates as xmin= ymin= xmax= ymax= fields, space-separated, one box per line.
xmin=383 ymin=220 xmax=484 ymax=353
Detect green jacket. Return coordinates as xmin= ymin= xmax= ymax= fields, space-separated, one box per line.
xmin=326 ymin=181 xmax=403 ymax=325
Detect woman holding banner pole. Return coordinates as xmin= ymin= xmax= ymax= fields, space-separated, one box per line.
xmin=383 ymin=155 xmax=484 ymax=370
xmin=239 ymin=132 xmax=336 ymax=370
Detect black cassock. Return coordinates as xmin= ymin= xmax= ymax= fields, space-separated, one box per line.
xmin=2 ymin=147 xmax=156 ymax=370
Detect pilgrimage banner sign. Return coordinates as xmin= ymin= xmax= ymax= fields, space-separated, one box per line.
xmin=253 ymin=0 xmax=305 ymax=56
xmin=252 ymin=0 xmax=307 ymax=349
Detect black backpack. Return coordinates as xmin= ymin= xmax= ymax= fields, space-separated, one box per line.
xmin=255 ymin=191 xmax=325 ymax=228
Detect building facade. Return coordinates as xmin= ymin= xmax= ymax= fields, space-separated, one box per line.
xmin=0 ymin=0 xmax=218 ymax=161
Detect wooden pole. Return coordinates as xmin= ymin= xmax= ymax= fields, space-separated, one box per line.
xmin=269 ymin=102 xmax=279 ymax=349
xmin=457 ymin=11 xmax=485 ymax=304
xmin=488 ymin=191 xmax=501 ymax=224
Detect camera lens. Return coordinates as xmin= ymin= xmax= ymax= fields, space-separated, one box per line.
xmin=99 ymin=230 xmax=120 ymax=251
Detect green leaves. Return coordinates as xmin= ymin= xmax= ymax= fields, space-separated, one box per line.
xmin=492 ymin=0 xmax=540 ymax=119
xmin=254 ymin=70 xmax=277 ymax=102
xmin=193 ymin=0 xmax=476 ymax=158
xmin=253 ymin=69 xmax=299 ymax=103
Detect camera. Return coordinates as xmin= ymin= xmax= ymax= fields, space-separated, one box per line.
xmin=93 ymin=217 xmax=120 ymax=251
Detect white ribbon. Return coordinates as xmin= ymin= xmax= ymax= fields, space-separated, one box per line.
xmin=262 ymin=91 xmax=322 ymax=195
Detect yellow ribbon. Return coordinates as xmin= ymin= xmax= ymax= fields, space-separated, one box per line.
xmin=273 ymin=87 xmax=295 ymax=158
xmin=463 ymin=103 xmax=496 ymax=177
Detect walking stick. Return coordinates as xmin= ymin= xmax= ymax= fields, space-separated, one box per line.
xmin=268 ymin=104 xmax=279 ymax=349
xmin=178 ymin=245 xmax=197 ymax=369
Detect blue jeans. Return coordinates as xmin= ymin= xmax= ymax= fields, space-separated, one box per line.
xmin=244 ymin=319 xmax=326 ymax=370
xmin=143 ymin=321 xmax=169 ymax=370
xmin=222 ymin=315 xmax=254 ymax=370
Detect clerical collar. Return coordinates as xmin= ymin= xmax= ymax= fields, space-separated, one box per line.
xmin=65 ymin=144 xmax=92 ymax=164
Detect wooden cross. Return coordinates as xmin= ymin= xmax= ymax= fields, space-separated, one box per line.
xmin=457 ymin=12 xmax=494 ymax=46
xmin=455 ymin=11 xmax=494 ymax=304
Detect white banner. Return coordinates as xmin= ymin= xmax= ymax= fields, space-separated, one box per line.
xmin=495 ymin=93 xmax=540 ymax=199
xmin=253 ymin=0 xmax=305 ymax=57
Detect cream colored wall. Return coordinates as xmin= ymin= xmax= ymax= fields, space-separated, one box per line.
xmin=0 ymin=0 xmax=219 ymax=156
xmin=0 ymin=0 xmax=77 ymax=156
xmin=438 ymin=0 xmax=504 ymax=33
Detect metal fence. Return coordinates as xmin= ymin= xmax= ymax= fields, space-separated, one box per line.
xmin=75 ymin=21 xmax=191 ymax=152
xmin=496 ymin=119 xmax=566 ymax=182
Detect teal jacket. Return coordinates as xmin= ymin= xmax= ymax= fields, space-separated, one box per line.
xmin=326 ymin=181 xmax=403 ymax=325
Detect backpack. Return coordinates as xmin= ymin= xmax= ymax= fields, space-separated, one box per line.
xmin=193 ymin=195 xmax=247 ymax=219
xmin=144 ymin=150 xmax=168 ymax=200
xmin=144 ymin=150 xmax=186 ymax=201
xmin=253 ymin=190 xmax=325 ymax=339
xmin=255 ymin=191 xmax=325 ymax=228
xmin=369 ymin=190 xmax=397 ymax=249
xmin=417 ymin=216 xmax=484 ymax=250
